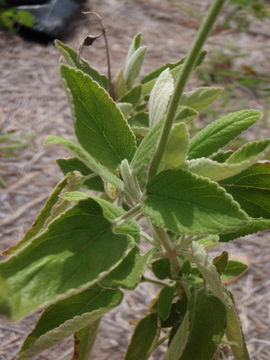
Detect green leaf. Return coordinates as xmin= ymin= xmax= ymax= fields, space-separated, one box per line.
xmin=164 ymin=313 xmax=189 ymax=360
xmin=221 ymin=260 xmax=248 ymax=282
xmin=72 ymin=320 xmax=100 ymax=360
xmin=211 ymin=150 xmax=233 ymax=162
xmin=117 ymin=102 xmax=133 ymax=119
xmin=213 ymin=251 xmax=229 ymax=275
xmin=126 ymin=33 xmax=142 ymax=60
xmin=0 ymin=198 xmax=134 ymax=321
xmin=118 ymin=85 xmax=142 ymax=107
xmin=17 ymin=10 xmax=34 ymax=27
xmin=149 ymin=69 xmax=174 ymax=127
xmin=142 ymin=169 xmax=248 ymax=235
xmin=151 ymin=258 xmax=171 ymax=280
xmin=45 ymin=136 xmax=124 ymax=191
xmin=130 ymin=111 xmax=149 ymax=127
xmin=131 ymin=126 xmax=148 ymax=137
xmin=124 ymin=313 xmax=159 ymax=360
xmin=197 ymin=235 xmax=219 ymax=249
xmin=180 ymin=290 xmax=227 ymax=360
xmin=3 ymin=173 xmax=73 ymax=257
xmin=17 ymin=285 xmax=122 ymax=359
xmin=141 ymin=51 xmax=206 ymax=95
xmin=99 ymin=247 xmax=154 ymax=289
xmin=226 ymin=291 xmax=250 ymax=360
xmin=113 ymin=69 xmax=128 ymax=99
xmin=142 ymin=58 xmax=185 ymax=85
xmin=57 ymin=157 xmax=104 ymax=191
xmin=179 ymin=86 xmax=223 ymax=112
xmin=55 ymin=40 xmax=109 ymax=89
xmin=226 ymin=140 xmax=270 ymax=165
xmin=162 ymin=296 xmax=188 ymax=329
xmin=131 ymin=120 xmax=163 ymax=180
xmin=158 ymin=285 xmax=174 ymax=321
xmin=124 ymin=46 xmax=147 ymax=89
xmin=61 ymin=65 xmax=136 ymax=169
xmin=175 ymin=106 xmax=198 ymax=124
xmin=220 ymin=162 xmax=270 ymax=218
xmin=60 ymin=192 xmax=141 ymax=242
xmin=188 ymin=110 xmax=262 ymax=160
xmin=184 ymin=242 xmax=226 ymax=303
xmin=163 ymin=123 xmax=189 ymax=168
xmin=220 ymin=217 xmax=270 ymax=242
xmin=188 ymin=140 xmax=270 ymax=181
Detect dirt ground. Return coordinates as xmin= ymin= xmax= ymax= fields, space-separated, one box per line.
xmin=0 ymin=0 xmax=270 ymax=359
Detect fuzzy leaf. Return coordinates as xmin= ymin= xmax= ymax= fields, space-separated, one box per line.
xmin=197 ymin=235 xmax=219 ymax=249
xmin=61 ymin=65 xmax=136 ymax=169
xmin=119 ymin=85 xmax=142 ymax=107
xmin=226 ymin=292 xmax=250 ymax=360
xmin=124 ymin=313 xmax=159 ymax=360
xmin=179 ymin=86 xmax=223 ymax=112
xmin=124 ymin=46 xmax=147 ymax=89
xmin=142 ymin=169 xmax=248 ymax=235
xmin=185 ymin=242 xmax=226 ymax=303
xmin=188 ymin=110 xmax=262 ymax=159
xmin=213 ymin=251 xmax=229 ymax=275
xmin=99 ymin=247 xmax=154 ymax=289
xmin=221 ymin=260 xmax=248 ymax=282
xmin=220 ymin=217 xmax=270 ymax=242
xmin=55 ymin=40 xmax=109 ymax=89
xmin=17 ymin=285 xmax=122 ymax=359
xmin=151 ymin=258 xmax=171 ymax=280
xmin=188 ymin=139 xmax=270 ymax=181
xmin=211 ymin=150 xmax=233 ymax=162
xmin=117 ymin=102 xmax=133 ymax=119
xmin=175 ymin=106 xmax=198 ymax=123
xmin=180 ymin=290 xmax=227 ymax=360
xmin=126 ymin=33 xmax=142 ymax=60
xmin=141 ymin=51 xmax=206 ymax=95
xmin=113 ymin=69 xmax=128 ymax=99
xmin=72 ymin=320 xmax=100 ymax=360
xmin=131 ymin=120 xmax=163 ymax=180
xmin=226 ymin=140 xmax=270 ymax=165
xmin=57 ymin=157 xmax=104 ymax=191
xmin=45 ymin=136 xmax=124 ymax=191
xmin=60 ymin=192 xmax=141 ymax=242
xmin=164 ymin=313 xmax=189 ymax=360
xmin=163 ymin=123 xmax=189 ymax=168
xmin=149 ymin=69 xmax=174 ymax=127
xmin=220 ymin=162 xmax=270 ymax=218
xmin=142 ymin=58 xmax=185 ymax=85
xmin=130 ymin=111 xmax=149 ymax=127
xmin=158 ymin=285 xmax=174 ymax=321
xmin=0 ymin=199 xmax=134 ymax=321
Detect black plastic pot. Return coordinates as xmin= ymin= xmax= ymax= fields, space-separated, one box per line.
xmin=5 ymin=0 xmax=86 ymax=43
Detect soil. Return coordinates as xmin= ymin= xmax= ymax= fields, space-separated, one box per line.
xmin=0 ymin=0 xmax=270 ymax=359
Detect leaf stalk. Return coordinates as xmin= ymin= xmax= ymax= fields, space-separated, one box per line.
xmin=112 ymin=204 xmax=141 ymax=229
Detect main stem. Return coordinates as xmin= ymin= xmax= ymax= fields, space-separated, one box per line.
xmin=148 ymin=0 xmax=227 ymax=179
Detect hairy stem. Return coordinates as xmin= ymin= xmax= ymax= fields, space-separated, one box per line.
xmin=148 ymin=0 xmax=227 ymax=179
xmin=112 ymin=204 xmax=141 ymax=229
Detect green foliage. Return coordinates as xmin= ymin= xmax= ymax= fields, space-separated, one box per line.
xmin=0 ymin=2 xmax=269 ymax=359
xmin=0 ymin=2 xmax=34 ymax=32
